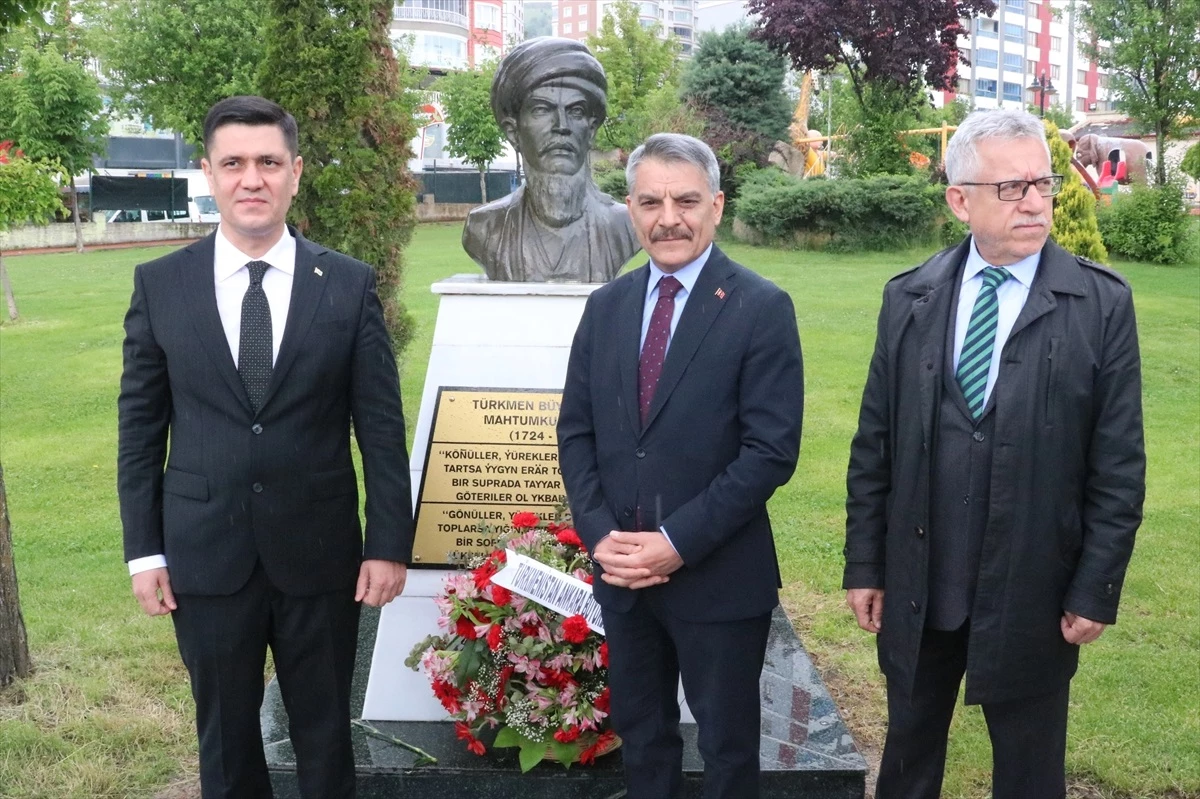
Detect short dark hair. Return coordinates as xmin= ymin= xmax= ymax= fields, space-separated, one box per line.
xmin=203 ymin=95 xmax=299 ymax=158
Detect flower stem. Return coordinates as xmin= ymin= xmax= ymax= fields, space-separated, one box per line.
xmin=351 ymin=719 xmax=439 ymax=767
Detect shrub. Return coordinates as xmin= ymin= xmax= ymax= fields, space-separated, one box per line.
xmin=734 ymin=174 xmax=945 ymax=251
xmin=1096 ymin=181 xmax=1199 ymax=265
xmin=1180 ymin=141 xmax=1200 ymax=182
xmin=593 ymin=166 xmax=627 ymax=202
xmin=1045 ymin=120 xmax=1107 ymax=262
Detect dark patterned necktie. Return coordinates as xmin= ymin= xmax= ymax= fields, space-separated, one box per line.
xmin=956 ymin=266 xmax=1011 ymax=419
xmin=238 ymin=260 xmax=273 ymax=414
xmin=638 ymin=275 xmax=683 ymax=426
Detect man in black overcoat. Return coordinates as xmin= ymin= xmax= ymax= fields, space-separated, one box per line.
xmin=844 ymin=109 xmax=1145 ymax=798
xmin=118 ymin=96 xmax=414 ymax=798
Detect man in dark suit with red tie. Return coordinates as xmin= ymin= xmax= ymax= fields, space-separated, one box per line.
xmin=118 ymin=96 xmax=414 ymax=798
xmin=558 ymin=133 xmax=804 ymax=799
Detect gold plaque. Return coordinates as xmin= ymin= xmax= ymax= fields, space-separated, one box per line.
xmin=412 ymin=388 xmax=565 ymax=565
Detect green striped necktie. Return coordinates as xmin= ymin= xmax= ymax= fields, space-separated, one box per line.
xmin=956 ymin=266 xmax=1012 ymax=419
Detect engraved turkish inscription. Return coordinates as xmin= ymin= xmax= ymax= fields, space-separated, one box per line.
xmin=412 ymin=388 xmax=566 ymax=565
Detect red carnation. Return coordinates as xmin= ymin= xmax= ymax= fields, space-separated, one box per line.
xmin=599 ymin=641 xmax=609 ymax=668
xmin=594 ymin=686 xmax=611 ymax=713
xmin=473 ymin=559 xmax=499 ymax=590
xmin=491 ymin=584 xmax=512 ymax=606
xmin=495 ymin=664 xmax=515 ymax=710
xmin=511 ymin=511 xmax=540 ymax=530
xmin=555 ymin=527 xmax=585 ymax=549
xmin=467 ymin=738 xmax=486 ymax=756
xmin=561 ymin=614 xmax=589 ymax=644
xmin=456 ymin=615 xmax=479 ymax=640
xmin=521 ymin=621 xmax=541 ymax=638
xmin=455 ymin=721 xmax=487 ymax=756
xmin=554 ymin=725 xmax=582 ymax=743
xmin=579 ymin=730 xmax=617 ymax=765
xmin=486 ymin=623 xmax=503 ymax=651
xmin=541 ymin=668 xmax=575 ymax=690
xmin=583 ymin=573 xmax=593 ymax=585
xmin=433 ymin=679 xmax=462 ymax=712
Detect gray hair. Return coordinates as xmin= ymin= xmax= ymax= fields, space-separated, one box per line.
xmin=626 ymin=133 xmax=721 ymax=195
xmin=944 ymin=109 xmax=1051 ymax=185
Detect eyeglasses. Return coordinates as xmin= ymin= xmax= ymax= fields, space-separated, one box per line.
xmin=957 ymin=175 xmax=1064 ymax=201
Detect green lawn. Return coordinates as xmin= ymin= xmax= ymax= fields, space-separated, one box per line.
xmin=0 ymin=224 xmax=1196 ymax=798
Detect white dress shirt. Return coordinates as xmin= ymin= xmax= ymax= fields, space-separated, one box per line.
xmin=952 ymin=238 xmax=1039 ymax=408
xmin=128 ymin=226 xmax=296 ymax=576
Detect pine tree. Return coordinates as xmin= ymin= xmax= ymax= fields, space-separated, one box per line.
xmin=1045 ymin=120 xmax=1106 ymax=262
xmin=260 ymin=0 xmax=419 ymax=353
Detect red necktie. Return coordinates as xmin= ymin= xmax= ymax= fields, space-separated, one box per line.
xmin=638 ymin=276 xmax=683 ymax=426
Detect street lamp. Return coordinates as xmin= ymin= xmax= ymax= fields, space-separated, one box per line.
xmin=1028 ymin=71 xmax=1057 ymax=117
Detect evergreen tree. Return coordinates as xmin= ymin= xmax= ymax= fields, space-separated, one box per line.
xmin=261 ymin=0 xmax=419 ymax=353
xmin=1045 ymin=120 xmax=1106 ymax=262
xmin=681 ymin=26 xmax=793 ymax=142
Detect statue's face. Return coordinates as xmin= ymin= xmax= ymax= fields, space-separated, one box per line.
xmin=509 ymin=84 xmax=597 ymax=176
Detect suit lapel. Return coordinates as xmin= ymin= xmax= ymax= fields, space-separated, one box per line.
xmin=619 ymin=264 xmax=649 ymax=435
xmin=1007 ymin=241 xmax=1084 ymax=341
xmin=260 ymin=230 xmax=328 ymax=411
xmin=183 ymin=234 xmax=253 ymax=414
xmin=642 ymin=247 xmax=735 ymax=432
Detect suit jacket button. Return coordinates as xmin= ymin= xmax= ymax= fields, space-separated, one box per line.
xmin=972 ymin=431 xmax=985 ymax=442
xmin=911 ymin=600 xmax=921 ymax=613
xmin=252 ymin=482 xmax=263 ymax=493
xmin=251 ymin=424 xmax=263 ymax=435
xmin=622 ymin=506 xmax=633 ymax=517
xmin=915 ymin=525 xmax=925 ymax=538
xmin=635 ymin=448 xmax=646 ymax=459
xmin=1106 ymin=583 xmax=1114 ymax=595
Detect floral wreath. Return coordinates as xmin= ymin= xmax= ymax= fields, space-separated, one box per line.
xmin=406 ymin=511 xmax=618 ymax=771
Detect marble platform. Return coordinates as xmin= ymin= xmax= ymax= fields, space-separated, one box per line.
xmin=263 ymin=606 xmax=867 ymax=798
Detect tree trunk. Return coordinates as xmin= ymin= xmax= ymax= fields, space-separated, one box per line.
xmin=479 ymin=168 xmax=488 ymax=204
xmin=1155 ymin=120 xmax=1167 ymax=185
xmin=71 ymin=178 xmax=84 ymax=253
xmin=0 ymin=461 xmax=33 ymax=687
xmin=0 ymin=252 xmax=18 ymax=321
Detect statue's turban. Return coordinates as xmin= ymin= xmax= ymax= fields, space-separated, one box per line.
xmin=492 ymin=37 xmax=607 ymax=126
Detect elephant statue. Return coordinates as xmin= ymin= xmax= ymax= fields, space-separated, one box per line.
xmin=1074 ymin=133 xmax=1154 ymax=184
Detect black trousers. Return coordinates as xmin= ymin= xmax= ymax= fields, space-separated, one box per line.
xmin=602 ymin=593 xmax=772 ymax=799
xmin=171 ymin=563 xmax=361 ymax=799
xmin=877 ymin=624 xmax=1070 ymax=799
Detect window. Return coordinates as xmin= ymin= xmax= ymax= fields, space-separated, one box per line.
xmin=1004 ymin=53 xmax=1022 ymax=71
xmin=562 ymin=5 xmax=571 ymax=16
xmin=1077 ymin=69 xmax=1088 ymax=84
xmin=958 ymin=77 xmax=971 ymax=94
xmin=672 ymin=25 xmax=691 ymax=38
xmin=578 ymin=19 xmax=588 ymax=31
xmin=976 ymin=78 xmax=998 ymax=98
xmin=562 ymin=21 xmax=572 ymax=33
xmin=579 ymin=4 xmax=588 ymax=12
xmin=959 ymin=47 xmax=971 ymax=63
xmin=1003 ymin=81 xmax=1022 ymax=101
xmin=976 ymin=18 xmax=998 ymax=37
xmin=1004 ymin=22 xmax=1022 ymax=42
xmin=1005 ymin=0 xmax=1025 ymax=10
xmin=475 ymin=3 xmax=500 ymax=30
xmin=1051 ymin=64 xmax=1061 ymax=79
xmin=976 ymin=48 xmax=998 ymax=68
xmin=1050 ymin=35 xmax=1062 ymax=51
xmin=1099 ymin=73 xmax=1110 ymax=88
xmin=1027 ymin=59 xmax=1038 ymax=74
xmin=673 ymin=9 xmax=691 ymax=22
xmin=1028 ymin=1 xmax=1040 ymax=15
xmin=1077 ymin=97 xmax=1088 ymax=111
xmin=1026 ymin=31 xmax=1038 ymax=46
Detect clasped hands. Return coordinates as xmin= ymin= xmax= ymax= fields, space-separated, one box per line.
xmin=593 ymin=530 xmax=684 ymax=590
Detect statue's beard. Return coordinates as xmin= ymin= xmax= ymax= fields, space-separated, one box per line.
xmin=525 ymin=169 xmax=591 ymax=227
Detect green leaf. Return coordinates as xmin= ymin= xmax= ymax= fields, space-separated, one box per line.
xmin=548 ymin=739 xmax=578 ymax=768
xmin=492 ymin=726 xmax=523 ymax=749
xmin=517 ymin=738 xmax=546 ymax=773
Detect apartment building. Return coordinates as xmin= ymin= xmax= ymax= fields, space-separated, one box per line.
xmin=389 ymin=0 xmax=524 ymax=72
xmin=551 ymin=1 xmax=699 ymax=57
xmin=944 ymin=0 xmax=1115 ymax=122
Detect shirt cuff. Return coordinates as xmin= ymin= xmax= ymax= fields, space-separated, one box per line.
xmin=659 ymin=526 xmax=680 ymax=556
xmin=128 ymin=554 xmax=167 ymax=575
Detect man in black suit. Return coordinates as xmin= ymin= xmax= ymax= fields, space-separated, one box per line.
xmin=844 ymin=109 xmax=1144 ymax=798
xmin=558 ymin=133 xmax=804 ymax=799
xmin=118 ymin=96 xmax=414 ymax=798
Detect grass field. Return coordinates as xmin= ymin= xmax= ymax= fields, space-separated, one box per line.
xmin=0 ymin=223 xmax=1197 ymax=798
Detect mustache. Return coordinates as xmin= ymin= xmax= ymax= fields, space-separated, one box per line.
xmin=539 ymin=140 xmax=577 ymax=155
xmin=1014 ymin=215 xmax=1048 ymax=226
xmin=651 ymin=226 xmax=692 ymax=242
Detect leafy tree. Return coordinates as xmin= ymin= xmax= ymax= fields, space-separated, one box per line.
xmin=1045 ymin=120 xmax=1106 ymax=262
xmin=91 ymin=0 xmax=263 ymax=145
xmin=1026 ymin=102 xmax=1075 ymax=131
xmin=749 ymin=0 xmax=996 ymax=174
xmin=1181 ymin=141 xmax=1200 ymax=182
xmin=261 ymin=0 xmax=420 ymax=354
xmin=681 ymin=25 xmax=793 ymax=142
xmin=437 ymin=63 xmax=504 ymax=203
xmin=0 ymin=142 xmax=65 ymax=320
xmin=0 ymin=44 xmax=105 ymax=252
xmin=1078 ymin=0 xmax=1200 ymax=185
xmin=693 ymin=103 xmax=776 ymax=200
xmin=587 ymin=0 xmax=680 ymax=152
xmin=0 ymin=0 xmax=47 ymax=32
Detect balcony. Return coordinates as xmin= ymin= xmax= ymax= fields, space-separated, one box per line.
xmin=393 ymin=4 xmax=468 ymax=31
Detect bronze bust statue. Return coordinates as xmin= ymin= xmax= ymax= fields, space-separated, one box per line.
xmin=462 ymin=37 xmax=640 ymax=283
